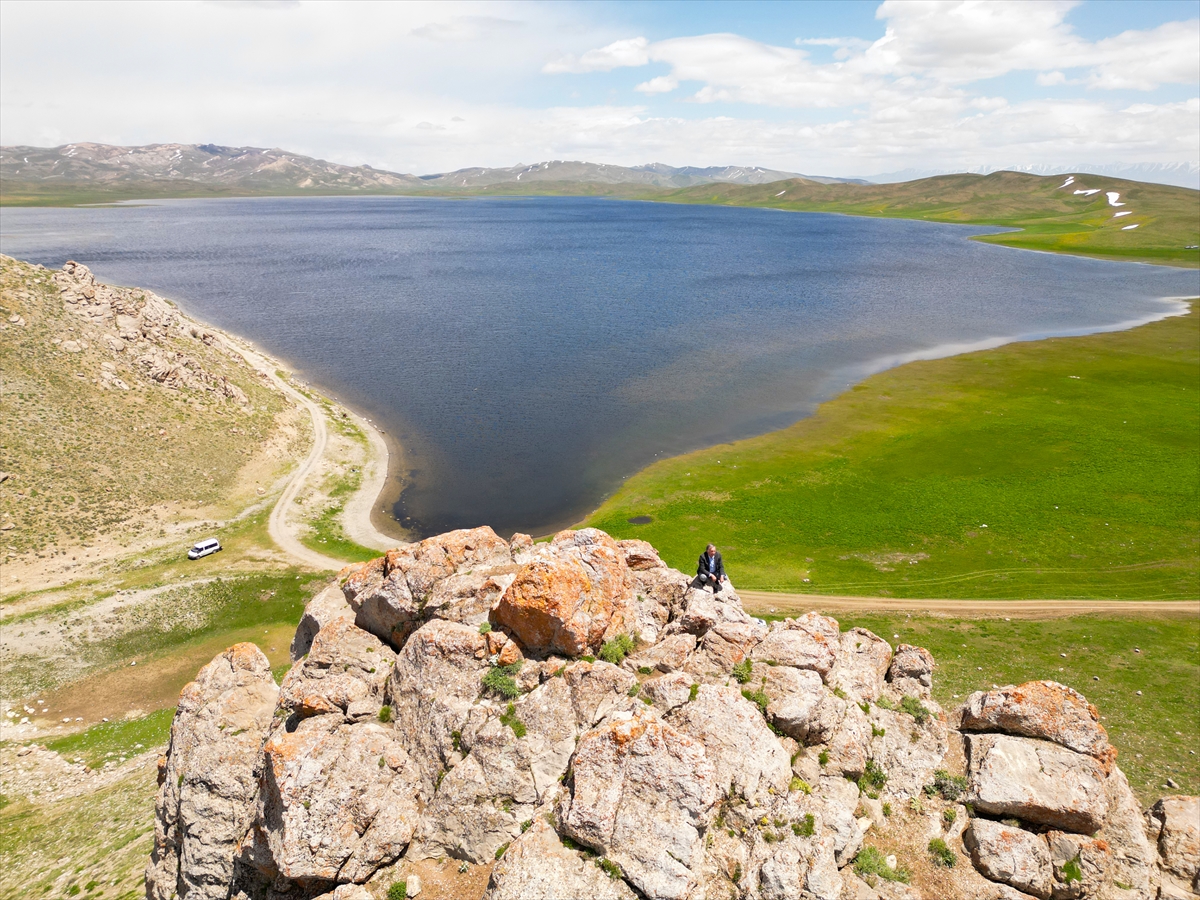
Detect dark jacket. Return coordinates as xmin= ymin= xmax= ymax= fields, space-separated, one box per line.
xmin=697 ymin=551 xmax=725 ymax=580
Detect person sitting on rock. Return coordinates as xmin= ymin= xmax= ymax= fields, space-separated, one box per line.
xmin=695 ymin=543 xmax=728 ymax=593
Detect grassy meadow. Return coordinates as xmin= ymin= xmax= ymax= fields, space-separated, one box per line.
xmin=585 ymin=304 xmax=1200 ymax=599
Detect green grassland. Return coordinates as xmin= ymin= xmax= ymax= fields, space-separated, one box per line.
xmin=585 ymin=304 xmax=1199 ymax=599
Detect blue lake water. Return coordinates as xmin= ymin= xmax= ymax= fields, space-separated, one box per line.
xmin=2 ymin=196 xmax=1196 ymax=538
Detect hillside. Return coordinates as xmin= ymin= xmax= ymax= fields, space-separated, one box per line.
xmin=414 ymin=160 xmax=856 ymax=188
xmin=653 ymin=170 xmax=1200 ymax=266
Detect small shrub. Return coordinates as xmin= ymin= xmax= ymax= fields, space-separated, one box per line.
xmin=741 ymin=687 xmax=770 ymax=715
xmin=638 ymin=665 xmax=653 ymax=675
xmin=435 ymin=770 xmax=446 ymax=788
xmin=882 ymin=802 xmax=892 ymax=817
xmin=943 ymin=808 xmax=957 ymax=827
xmin=900 ymin=695 xmax=931 ymax=724
xmin=478 ymin=622 xmax=492 ymax=634
xmin=378 ymin=757 xmax=385 ymax=768
xmin=732 ymin=862 xmax=742 ymax=883
xmin=499 ymin=702 xmax=528 ymax=738
xmin=928 ymin=838 xmax=956 ymax=868
xmin=853 ymin=846 xmax=910 ymax=884
xmin=387 ymin=881 xmax=407 ymax=900
xmin=871 ymin=724 xmax=886 ymax=738
xmin=581 ymin=654 xmax=596 ymax=663
xmin=875 ymin=696 xmax=895 ymax=710
xmin=860 ymin=759 xmax=888 ymax=791
xmin=909 ymin=797 xmax=924 ymax=814
xmin=930 ymin=769 xmax=969 ymax=801
xmin=599 ymin=633 xmax=636 ymax=664
xmin=832 ymin=686 xmax=847 ymax=700
xmin=596 ymin=857 xmax=622 ymax=880
xmin=818 ymin=749 xmax=830 ymax=767
xmin=483 ymin=662 xmax=524 ymax=698
xmin=378 ymin=705 xmax=392 ymax=723
xmin=793 ymin=813 xmax=816 ymax=837
xmin=628 ymin=683 xmax=640 ymax=697
xmin=789 ymin=776 xmax=812 ymax=794
xmin=1062 ymin=856 xmax=1084 ymax=884
xmin=495 ymin=842 xmax=510 ymax=860
xmin=451 ymin=730 xmax=462 ymax=753
xmin=731 ymin=659 xmax=753 ymax=684
xmin=858 ymin=701 xmax=870 ymax=714
xmin=688 ymin=683 xmax=700 ymax=702
xmin=521 ymin=819 xmax=533 ymax=833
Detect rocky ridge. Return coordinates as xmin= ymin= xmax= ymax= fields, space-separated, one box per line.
xmin=147 ymin=527 xmax=1199 ymax=900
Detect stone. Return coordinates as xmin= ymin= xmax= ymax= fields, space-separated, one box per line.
xmin=752 ymin=618 xmax=838 ymax=678
xmin=347 ymin=527 xmax=513 ymax=649
xmin=1097 ymin=768 xmax=1155 ymax=896
xmin=146 ymin=644 xmax=279 ymax=900
xmin=700 ymin=619 xmax=767 ymax=671
xmin=412 ymin=677 xmax=577 ymax=862
xmin=868 ymin=704 xmax=949 ymax=798
xmin=403 ymin=874 xmax=421 ymax=897
xmin=1046 ymin=831 xmax=1112 ymax=900
xmin=625 ymin=633 xmax=696 ymax=673
xmin=965 ymin=818 xmax=1053 ymax=900
xmin=642 ymin=672 xmax=698 ymax=713
xmin=278 ymin=618 xmax=393 ymax=720
xmin=493 ymin=529 xmax=636 ymax=657
xmin=563 ymin=660 xmax=638 ymax=727
xmin=960 ymin=682 xmax=1117 ymax=771
xmin=888 ymin=643 xmax=934 ymax=695
xmin=760 ymin=665 xmax=835 ymax=744
xmin=831 ymin=628 xmax=893 ymax=703
xmin=666 ymin=684 xmax=792 ymax=803
xmin=966 ymin=734 xmax=1109 ymax=833
xmin=816 ymin=775 xmax=864 ymax=867
xmin=482 ymin=815 xmax=637 ymax=900
xmin=663 ymin=585 xmax=754 ymax=638
xmin=385 ymin=619 xmax=490 ymax=792
xmin=616 ymin=538 xmax=664 ymax=571
xmin=255 ymin=719 xmax=421 ymax=883
xmin=560 ymin=707 xmax=718 ymax=900
xmin=1148 ymin=796 xmax=1200 ymax=888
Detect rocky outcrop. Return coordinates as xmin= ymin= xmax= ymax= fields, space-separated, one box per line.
xmin=146 ymin=528 xmax=1197 ymax=900
xmin=54 ymin=261 xmax=248 ymax=400
xmin=146 ymin=643 xmax=279 ymax=900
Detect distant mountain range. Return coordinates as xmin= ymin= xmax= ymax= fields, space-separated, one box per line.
xmin=0 ymin=143 xmax=864 ymax=199
xmin=867 ymin=162 xmax=1199 ymax=190
xmin=1 ymin=143 xmax=1193 ymax=203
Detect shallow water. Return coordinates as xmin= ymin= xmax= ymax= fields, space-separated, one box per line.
xmin=2 ymin=196 xmax=1195 ymax=538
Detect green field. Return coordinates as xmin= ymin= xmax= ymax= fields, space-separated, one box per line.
xmin=585 ymin=305 xmax=1199 ymax=599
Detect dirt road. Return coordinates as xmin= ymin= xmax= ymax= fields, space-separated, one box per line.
xmin=224 ymin=339 xmax=396 ymax=571
xmin=738 ymin=589 xmax=1199 ymax=618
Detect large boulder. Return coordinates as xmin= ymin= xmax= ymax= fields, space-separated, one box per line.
xmin=965 ymin=818 xmax=1053 ymax=900
xmin=960 ymin=682 xmax=1117 ymax=772
xmin=278 ymin=618 xmax=393 ymax=720
xmin=1148 ymin=796 xmax=1200 ymax=893
xmin=146 ymin=644 xmax=279 ymax=900
xmin=761 ymin=665 xmax=833 ymax=744
xmin=254 ymin=718 xmax=421 ymax=884
xmin=385 ymin=619 xmax=490 ymax=791
xmin=345 ymin=527 xmax=513 ymax=648
xmin=559 ymin=708 xmax=719 ymax=900
xmin=483 ymin=815 xmax=638 ymax=900
xmin=751 ymin=616 xmax=839 ymax=679
xmin=966 ymin=734 xmax=1109 ymax=833
xmin=492 ymin=529 xmax=636 ymax=657
xmin=665 ymin=684 xmax=792 ymax=803
xmin=290 ymin=581 xmax=355 ymax=661
xmin=830 ymin=628 xmax=893 ymax=703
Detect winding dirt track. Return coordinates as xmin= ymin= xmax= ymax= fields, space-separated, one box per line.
xmin=225 ymin=339 xmax=395 ymax=572
xmin=738 ymin=589 xmax=1199 ymax=618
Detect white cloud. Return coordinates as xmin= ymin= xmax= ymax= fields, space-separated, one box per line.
xmin=543 ymin=37 xmax=650 ymax=74
xmin=635 ymin=75 xmax=679 ymax=95
xmin=410 ymin=15 xmax=523 ymax=42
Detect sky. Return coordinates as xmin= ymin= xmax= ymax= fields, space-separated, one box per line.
xmin=1 ymin=0 xmax=1197 ymax=178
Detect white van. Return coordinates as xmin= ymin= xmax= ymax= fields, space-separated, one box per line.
xmin=187 ymin=538 xmax=222 ymax=560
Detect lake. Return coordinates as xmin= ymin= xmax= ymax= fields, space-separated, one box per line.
xmin=2 ymin=196 xmax=1195 ymax=538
